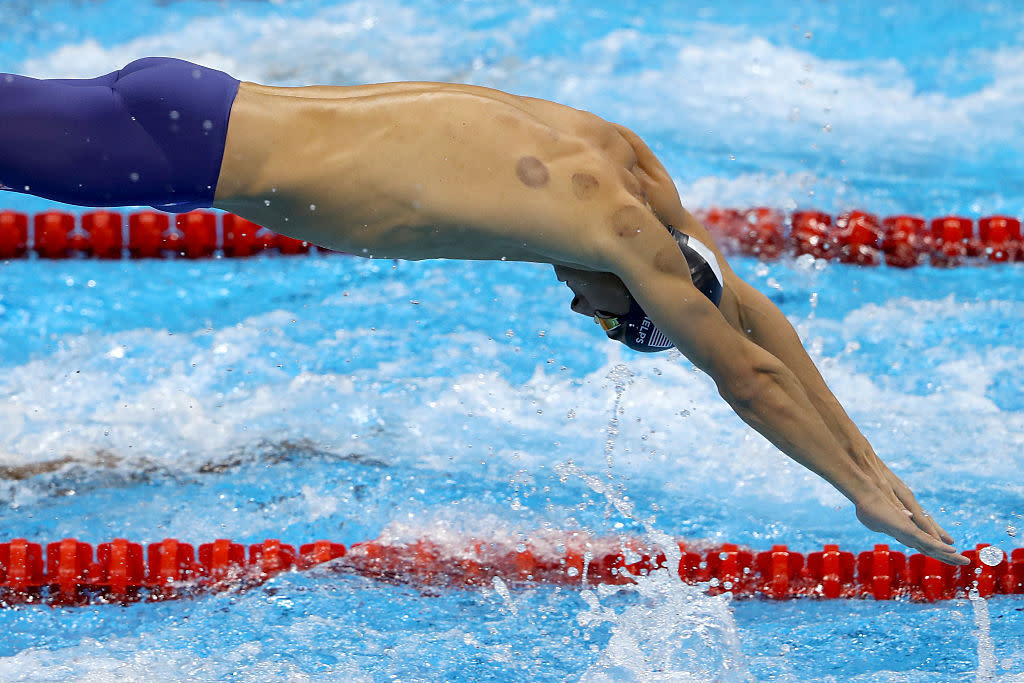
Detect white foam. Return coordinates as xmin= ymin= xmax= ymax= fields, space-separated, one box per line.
xmin=579 ymin=571 xmax=749 ymax=682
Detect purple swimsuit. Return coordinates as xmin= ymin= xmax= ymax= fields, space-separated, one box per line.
xmin=0 ymin=57 xmax=240 ymax=212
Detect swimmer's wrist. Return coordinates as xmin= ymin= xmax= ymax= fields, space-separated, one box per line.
xmin=824 ymin=456 xmax=882 ymax=506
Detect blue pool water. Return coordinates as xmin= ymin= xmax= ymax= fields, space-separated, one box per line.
xmin=2 ymin=1 xmax=1024 ymax=680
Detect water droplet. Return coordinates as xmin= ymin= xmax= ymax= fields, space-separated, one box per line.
xmin=264 ymin=199 xmax=271 ymax=206
xmin=979 ymin=546 xmax=1004 ymax=567
xmin=309 ymin=204 xmax=317 ymax=211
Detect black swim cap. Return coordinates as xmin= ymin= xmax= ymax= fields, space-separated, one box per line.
xmin=595 ymin=227 xmax=723 ymax=352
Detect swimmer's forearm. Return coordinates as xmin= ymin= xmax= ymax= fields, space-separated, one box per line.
xmin=719 ymin=358 xmax=875 ymax=500
xmin=735 ymin=282 xmax=871 ymax=455
xmin=622 ymin=274 xmax=875 ymax=502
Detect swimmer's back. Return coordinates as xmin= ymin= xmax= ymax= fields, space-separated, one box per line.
xmin=214 ymin=81 xmax=637 ymax=269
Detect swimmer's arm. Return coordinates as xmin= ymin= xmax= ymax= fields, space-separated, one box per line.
xmin=609 ymin=123 xmax=963 ymax=560
xmin=617 ymin=124 xmax=879 ymax=468
xmin=605 ymin=235 xmax=967 ymax=565
xmin=714 ymin=270 xmax=960 ymax=550
xmin=725 ymin=280 xmax=871 ymax=455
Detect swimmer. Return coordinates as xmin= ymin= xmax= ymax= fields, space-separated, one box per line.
xmin=0 ymin=57 xmax=969 ymax=566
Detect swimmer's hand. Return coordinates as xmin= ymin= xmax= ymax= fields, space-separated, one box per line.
xmin=849 ymin=452 xmax=969 ymax=566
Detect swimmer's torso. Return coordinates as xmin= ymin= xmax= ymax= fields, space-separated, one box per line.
xmin=214 ymin=81 xmax=652 ymax=268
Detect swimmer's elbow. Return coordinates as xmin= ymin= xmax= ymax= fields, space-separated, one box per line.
xmin=716 ymin=354 xmax=789 ymax=415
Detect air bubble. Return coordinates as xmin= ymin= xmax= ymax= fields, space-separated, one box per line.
xmin=1007 ymin=524 xmax=1017 ymax=537
xmin=169 ymin=110 xmax=180 ymax=120
xmin=978 ymin=546 xmax=1004 ymax=566
xmin=202 ymin=120 xmax=213 ymax=130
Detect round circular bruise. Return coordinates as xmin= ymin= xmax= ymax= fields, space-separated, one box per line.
xmin=571 ymin=173 xmax=600 ymax=200
xmin=516 ymin=156 xmax=550 ymax=188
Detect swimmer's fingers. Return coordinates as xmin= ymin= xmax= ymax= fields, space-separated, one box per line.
xmin=890 ymin=480 xmax=956 ymax=545
xmin=871 ymin=458 xmax=956 ymax=544
xmin=855 ymin=494 xmax=968 ymax=566
xmin=868 ymin=459 xmax=955 ymax=545
xmin=890 ymin=523 xmax=968 ymax=567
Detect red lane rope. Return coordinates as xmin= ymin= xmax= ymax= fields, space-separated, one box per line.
xmin=0 ymin=210 xmax=312 ymax=260
xmin=1 ymin=535 xmax=1020 ymax=607
xmin=695 ymin=208 xmax=1022 ymax=266
xmin=1 ymin=208 xmax=1022 ymax=265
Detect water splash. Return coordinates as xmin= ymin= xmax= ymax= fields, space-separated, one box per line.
xmin=970 ymin=590 xmax=996 ymax=682
xmin=555 ymin=364 xmax=749 ymax=680
xmin=579 ymin=571 xmax=750 ymax=682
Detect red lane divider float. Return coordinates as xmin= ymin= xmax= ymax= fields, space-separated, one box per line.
xmin=2 ymin=207 xmax=1024 ymax=265
xmin=697 ymin=208 xmax=1024 ymax=266
xmin=1 ymin=536 xmax=1020 ymax=607
xmin=0 ymin=210 xmax=311 ymax=259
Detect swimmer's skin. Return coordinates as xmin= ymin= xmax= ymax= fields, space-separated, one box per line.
xmin=213 ymin=81 xmax=968 ymax=566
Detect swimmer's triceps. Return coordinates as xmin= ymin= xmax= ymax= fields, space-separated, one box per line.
xmin=603 ymin=212 xmax=967 ymax=566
